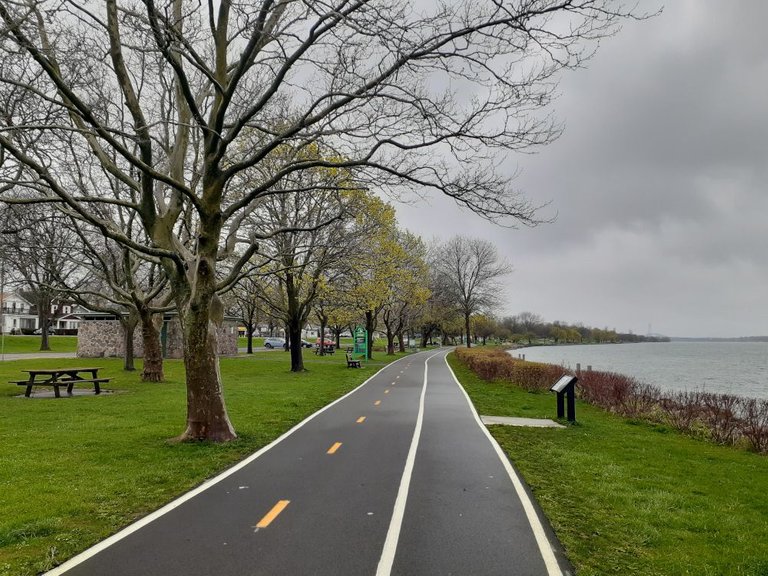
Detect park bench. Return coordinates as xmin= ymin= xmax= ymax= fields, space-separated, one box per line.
xmin=346 ymin=352 xmax=361 ymax=368
xmin=12 ymin=367 xmax=110 ymax=398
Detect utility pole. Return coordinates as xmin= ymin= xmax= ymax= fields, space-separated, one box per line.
xmin=1 ymin=258 xmax=5 ymax=359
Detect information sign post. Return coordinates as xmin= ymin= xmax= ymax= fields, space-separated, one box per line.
xmin=550 ymin=375 xmax=578 ymax=422
xmin=353 ymin=326 xmax=367 ymax=359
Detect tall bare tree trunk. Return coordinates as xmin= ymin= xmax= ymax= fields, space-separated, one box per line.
xmin=39 ymin=327 xmax=50 ymax=351
xmin=138 ymin=306 xmax=164 ymax=382
xmin=365 ymin=310 xmax=375 ymax=360
xmin=382 ymin=309 xmax=396 ymax=355
xmin=176 ymin=265 xmax=236 ymax=442
xmin=246 ymin=326 xmax=254 ymax=354
xmin=284 ymin=274 xmax=306 ymax=371
xmin=385 ymin=328 xmax=396 ymax=355
xmin=121 ymin=312 xmax=138 ymax=371
xmin=465 ymin=312 xmax=472 ymax=348
xmin=38 ymin=300 xmax=52 ymax=351
xmin=288 ymin=320 xmax=304 ymax=371
xmin=318 ymin=320 xmax=328 ymax=357
xmin=398 ymin=330 xmax=406 ymax=353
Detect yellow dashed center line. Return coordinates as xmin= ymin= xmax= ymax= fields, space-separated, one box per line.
xmin=255 ymin=500 xmax=290 ymax=530
xmin=384 ymin=389 xmax=390 ymax=394
xmin=356 ymin=416 xmax=366 ymax=423
xmin=327 ymin=442 xmax=342 ymax=454
xmin=375 ymin=400 xmax=382 ymax=406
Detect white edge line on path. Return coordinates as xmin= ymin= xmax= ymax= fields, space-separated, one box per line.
xmin=376 ymin=349 xmax=444 ymax=576
xmin=442 ymin=351 xmax=564 ymax=576
xmin=45 ymin=352 xmax=420 ymax=576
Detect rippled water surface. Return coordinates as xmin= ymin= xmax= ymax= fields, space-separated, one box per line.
xmin=513 ymin=342 xmax=768 ymax=399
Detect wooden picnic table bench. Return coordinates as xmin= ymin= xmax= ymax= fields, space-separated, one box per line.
xmin=11 ymin=367 xmax=110 ymax=398
xmin=345 ymin=352 xmax=361 ymax=368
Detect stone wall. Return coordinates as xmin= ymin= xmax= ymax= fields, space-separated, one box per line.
xmin=77 ymin=320 xmax=133 ymax=358
xmin=78 ymin=318 xmax=239 ymax=358
xmin=215 ymin=322 xmax=239 ymax=356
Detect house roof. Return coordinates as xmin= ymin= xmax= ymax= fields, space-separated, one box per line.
xmin=0 ymin=291 xmax=34 ymax=307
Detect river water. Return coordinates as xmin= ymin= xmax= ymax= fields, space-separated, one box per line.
xmin=513 ymin=341 xmax=768 ymax=400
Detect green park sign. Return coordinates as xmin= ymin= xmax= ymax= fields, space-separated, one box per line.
xmin=353 ymin=325 xmax=367 ymax=359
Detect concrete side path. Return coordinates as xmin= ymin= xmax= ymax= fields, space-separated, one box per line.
xmin=46 ymin=349 xmax=570 ymax=576
xmin=0 ymin=352 xmax=76 ymax=361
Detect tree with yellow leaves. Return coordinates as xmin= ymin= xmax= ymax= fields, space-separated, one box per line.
xmin=344 ymin=197 xmax=405 ymax=359
xmin=380 ymin=231 xmax=431 ymax=355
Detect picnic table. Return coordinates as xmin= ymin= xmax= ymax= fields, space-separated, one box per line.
xmin=11 ymin=367 xmax=110 ymax=398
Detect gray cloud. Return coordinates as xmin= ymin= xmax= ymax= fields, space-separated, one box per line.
xmin=396 ymin=1 xmax=768 ymax=337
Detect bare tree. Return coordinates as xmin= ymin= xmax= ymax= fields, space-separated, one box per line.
xmin=0 ymin=205 xmax=84 ymax=349
xmin=62 ymin=227 xmax=172 ymax=380
xmin=226 ymin=273 xmax=264 ymax=355
xmin=0 ymin=1 xmax=642 ymax=441
xmin=417 ymin=264 xmax=462 ymax=348
xmin=243 ymin=160 xmax=368 ymax=371
xmin=432 ymin=236 xmax=511 ymax=348
xmin=516 ymin=311 xmax=544 ymax=335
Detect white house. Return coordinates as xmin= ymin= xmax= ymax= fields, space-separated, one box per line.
xmin=0 ymin=292 xmax=37 ymax=334
xmin=0 ymin=291 xmax=87 ymax=334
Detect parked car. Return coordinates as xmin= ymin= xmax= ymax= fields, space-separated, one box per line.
xmin=263 ymin=337 xmax=286 ymax=349
xmin=300 ymin=339 xmax=313 ymax=348
xmin=33 ymin=327 xmax=56 ymax=335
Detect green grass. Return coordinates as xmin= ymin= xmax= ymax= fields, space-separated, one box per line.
xmin=0 ymin=350 xmax=408 ymax=576
xmin=237 ymin=336 xmax=264 ymax=348
xmin=0 ymin=335 xmax=78 ymax=354
xmin=448 ymin=353 xmax=768 ymax=576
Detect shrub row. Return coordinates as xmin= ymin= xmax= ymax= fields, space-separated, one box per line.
xmin=455 ymin=347 xmax=768 ymax=454
xmin=454 ymin=347 xmax=566 ymax=391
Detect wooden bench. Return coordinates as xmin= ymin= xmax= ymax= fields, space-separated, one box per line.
xmin=346 ymin=352 xmax=361 ymax=368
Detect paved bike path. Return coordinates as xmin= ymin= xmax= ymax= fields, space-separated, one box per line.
xmin=48 ymin=349 xmax=569 ymax=575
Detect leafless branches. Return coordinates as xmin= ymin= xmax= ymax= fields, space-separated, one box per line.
xmin=0 ymin=0 xmax=645 ymax=439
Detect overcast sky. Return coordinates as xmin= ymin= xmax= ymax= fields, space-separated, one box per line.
xmin=395 ymin=1 xmax=768 ymax=338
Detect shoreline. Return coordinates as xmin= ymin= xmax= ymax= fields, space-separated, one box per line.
xmin=512 ymin=341 xmax=768 ymax=401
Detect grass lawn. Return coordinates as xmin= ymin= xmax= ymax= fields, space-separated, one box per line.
xmin=448 ymin=353 xmax=768 ymax=576
xmin=0 ymin=350 xmax=407 ymax=576
xmin=0 ymin=335 xmax=78 ymax=354
xmin=237 ymin=336 xmax=265 ymax=348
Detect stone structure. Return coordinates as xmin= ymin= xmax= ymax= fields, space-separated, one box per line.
xmin=77 ymin=314 xmax=239 ymax=359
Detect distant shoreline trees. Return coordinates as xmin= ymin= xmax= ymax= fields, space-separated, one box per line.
xmin=500 ymin=313 xmax=671 ymax=345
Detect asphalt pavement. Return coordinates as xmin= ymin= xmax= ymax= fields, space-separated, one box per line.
xmin=46 ymin=348 xmax=571 ymax=576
